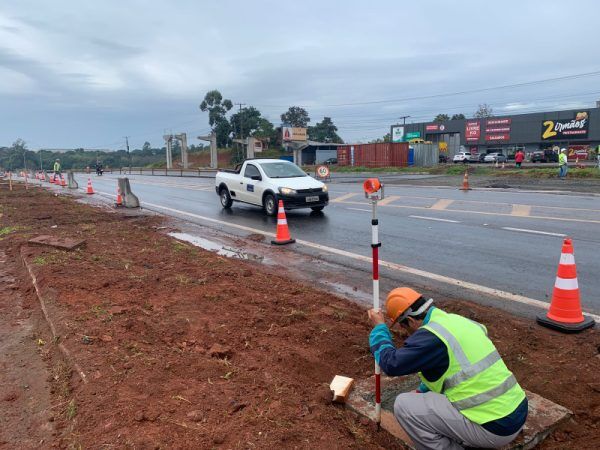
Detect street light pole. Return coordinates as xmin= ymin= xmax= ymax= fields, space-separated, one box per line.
xmin=125 ymin=136 xmax=131 ymax=174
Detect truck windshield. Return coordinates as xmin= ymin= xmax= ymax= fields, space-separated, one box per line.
xmin=259 ymin=161 xmax=307 ymax=178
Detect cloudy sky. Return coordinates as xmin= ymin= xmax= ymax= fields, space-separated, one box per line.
xmin=1 ymin=0 xmax=599 ymax=150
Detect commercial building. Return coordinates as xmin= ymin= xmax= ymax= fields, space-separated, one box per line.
xmin=391 ymin=106 xmax=600 ymax=160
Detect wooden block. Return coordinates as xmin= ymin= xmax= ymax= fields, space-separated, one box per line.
xmin=330 ymin=375 xmax=354 ymax=403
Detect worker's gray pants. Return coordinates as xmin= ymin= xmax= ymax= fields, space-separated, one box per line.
xmin=394 ymin=392 xmax=522 ymax=450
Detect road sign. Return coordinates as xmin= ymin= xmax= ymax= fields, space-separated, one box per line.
xmin=316 ymin=165 xmax=331 ymax=181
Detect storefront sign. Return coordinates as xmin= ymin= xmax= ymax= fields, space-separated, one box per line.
xmin=485 ymin=127 xmax=510 ymax=133
xmin=541 ymin=111 xmax=589 ymax=140
xmin=391 ymin=125 xmax=405 ymax=142
xmin=486 ymin=118 xmax=512 ymax=126
xmin=485 ymin=133 xmax=510 ymax=141
xmin=465 ymin=120 xmax=481 ymax=141
xmin=567 ymin=145 xmax=590 ymax=161
xmin=405 ymin=131 xmax=421 ymax=140
xmin=426 ymin=124 xmax=439 ymax=131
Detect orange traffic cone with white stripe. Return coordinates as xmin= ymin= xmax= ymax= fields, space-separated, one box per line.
xmin=86 ymin=177 xmax=94 ymax=195
xmin=537 ymin=238 xmax=595 ymax=332
xmin=115 ymin=185 xmax=123 ymax=207
xmin=271 ymin=200 xmax=295 ymax=245
xmin=460 ymin=170 xmax=471 ymax=191
xmin=60 ymin=174 xmax=67 ymax=187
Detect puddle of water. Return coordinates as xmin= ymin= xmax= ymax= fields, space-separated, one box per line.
xmin=168 ymin=232 xmax=265 ymax=262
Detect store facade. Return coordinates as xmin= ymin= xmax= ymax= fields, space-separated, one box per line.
xmin=392 ymin=107 xmax=600 ymax=160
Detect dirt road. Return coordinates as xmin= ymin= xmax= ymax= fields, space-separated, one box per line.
xmin=1 ymin=184 xmax=599 ymax=449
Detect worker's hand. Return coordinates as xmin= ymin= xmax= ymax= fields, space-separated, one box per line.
xmin=368 ymin=309 xmax=385 ymax=327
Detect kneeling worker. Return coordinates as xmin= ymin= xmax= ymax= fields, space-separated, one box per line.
xmin=368 ymin=288 xmax=527 ymax=449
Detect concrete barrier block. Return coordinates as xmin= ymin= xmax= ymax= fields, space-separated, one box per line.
xmin=118 ymin=177 xmax=140 ymax=208
xmin=67 ymin=171 xmax=78 ymax=189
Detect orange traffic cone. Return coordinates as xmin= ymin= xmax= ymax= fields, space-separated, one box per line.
xmin=115 ymin=186 xmax=123 ymax=206
xmin=86 ymin=177 xmax=94 ymax=195
xmin=537 ymin=238 xmax=595 ymax=332
xmin=60 ymin=174 xmax=67 ymax=187
xmin=460 ymin=170 xmax=471 ymax=191
xmin=271 ymin=200 xmax=295 ymax=245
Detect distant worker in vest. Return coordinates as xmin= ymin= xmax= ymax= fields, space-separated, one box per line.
xmin=514 ymin=149 xmax=525 ymax=168
xmin=53 ymin=159 xmax=61 ymax=182
xmin=368 ymin=287 xmax=527 ymax=450
xmin=558 ymin=148 xmax=568 ymax=179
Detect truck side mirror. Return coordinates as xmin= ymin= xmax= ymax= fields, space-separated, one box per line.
xmin=251 ymin=175 xmax=262 ymax=181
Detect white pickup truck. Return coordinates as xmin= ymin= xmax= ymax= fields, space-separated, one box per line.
xmin=215 ymin=159 xmax=329 ymax=215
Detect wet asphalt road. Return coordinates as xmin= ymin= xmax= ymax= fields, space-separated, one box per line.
xmin=73 ymin=173 xmax=600 ymax=315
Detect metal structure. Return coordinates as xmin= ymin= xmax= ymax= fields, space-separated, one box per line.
xmin=363 ymin=177 xmax=385 ymax=428
xmin=163 ymin=133 xmax=189 ymax=169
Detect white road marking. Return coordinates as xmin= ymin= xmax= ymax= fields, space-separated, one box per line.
xmin=502 ymin=227 xmax=567 ymax=237
xmin=131 ymin=199 xmax=600 ymax=322
xmin=346 ymin=207 xmax=371 ymax=212
xmin=409 ymin=215 xmax=460 ymax=223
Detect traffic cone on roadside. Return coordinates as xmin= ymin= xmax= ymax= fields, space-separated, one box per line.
xmin=460 ymin=170 xmax=471 ymax=191
xmin=115 ymin=185 xmax=123 ymax=207
xmin=537 ymin=238 xmax=595 ymax=333
xmin=271 ymin=200 xmax=295 ymax=245
xmin=60 ymin=174 xmax=67 ymax=187
xmin=86 ymin=177 xmax=94 ymax=195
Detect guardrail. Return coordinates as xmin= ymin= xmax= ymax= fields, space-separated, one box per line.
xmin=73 ymin=167 xmax=218 ymax=178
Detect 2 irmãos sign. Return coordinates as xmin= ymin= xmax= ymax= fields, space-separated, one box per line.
xmin=541 ymin=111 xmax=589 ymax=140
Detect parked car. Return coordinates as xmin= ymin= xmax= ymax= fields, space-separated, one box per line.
xmin=452 ymin=152 xmax=473 ymax=163
xmin=484 ymin=152 xmax=507 ymax=163
xmin=477 ymin=153 xmax=487 ymax=163
xmin=323 ymin=157 xmax=338 ymax=165
xmin=531 ymin=150 xmax=559 ymax=163
xmin=215 ymin=159 xmax=329 ymax=216
xmin=438 ymin=154 xmax=448 ymax=164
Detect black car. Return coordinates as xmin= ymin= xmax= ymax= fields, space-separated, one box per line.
xmin=438 ymin=154 xmax=448 ymax=163
xmin=323 ymin=157 xmax=338 ymax=165
xmin=531 ymin=150 xmax=559 ymax=163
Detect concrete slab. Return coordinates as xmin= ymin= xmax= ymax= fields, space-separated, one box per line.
xmin=27 ymin=235 xmax=85 ymax=251
xmin=346 ymin=375 xmax=571 ymax=450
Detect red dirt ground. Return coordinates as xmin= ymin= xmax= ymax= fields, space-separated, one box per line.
xmin=1 ymin=184 xmax=599 ymax=449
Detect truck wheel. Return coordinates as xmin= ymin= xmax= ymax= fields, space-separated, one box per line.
xmin=220 ymin=187 xmax=233 ymax=209
xmin=263 ymin=193 xmax=277 ymax=216
xmin=311 ymin=206 xmax=324 ymax=212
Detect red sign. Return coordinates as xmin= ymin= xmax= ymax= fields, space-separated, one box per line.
xmin=485 ymin=134 xmax=510 ymax=141
xmin=426 ymin=124 xmax=439 ymax=131
xmin=486 ymin=118 xmax=512 ymax=126
xmin=485 ymin=127 xmax=511 ymax=133
xmin=465 ymin=120 xmax=481 ymax=141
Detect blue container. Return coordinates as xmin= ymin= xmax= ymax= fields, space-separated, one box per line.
xmin=408 ymin=147 xmax=415 ymax=166
xmin=279 ymin=155 xmax=294 ymax=162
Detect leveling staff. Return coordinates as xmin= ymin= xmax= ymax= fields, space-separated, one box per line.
xmin=368 ymin=288 xmax=528 ymax=450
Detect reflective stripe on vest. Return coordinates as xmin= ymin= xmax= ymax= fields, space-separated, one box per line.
xmin=426 ymin=322 xmax=500 ymax=391
xmin=451 ymin=374 xmax=517 ymax=411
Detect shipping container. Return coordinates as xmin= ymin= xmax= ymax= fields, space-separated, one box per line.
xmin=337 ymin=142 xmax=409 ymax=168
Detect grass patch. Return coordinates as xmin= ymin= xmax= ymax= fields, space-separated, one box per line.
xmin=0 ymin=226 xmax=19 ymax=236
xmin=66 ymin=399 xmax=77 ymax=420
xmin=32 ymin=251 xmax=68 ymax=265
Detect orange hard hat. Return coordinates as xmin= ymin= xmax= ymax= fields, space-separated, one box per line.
xmin=386 ymin=287 xmax=425 ymax=323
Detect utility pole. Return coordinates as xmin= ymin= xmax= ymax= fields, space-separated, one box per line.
xmin=235 ymin=103 xmax=246 ymax=161
xmin=399 ymin=115 xmax=411 ymax=126
xmin=125 ymin=136 xmax=131 ymax=174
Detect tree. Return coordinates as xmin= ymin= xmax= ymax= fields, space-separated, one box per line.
xmin=229 ymin=106 xmax=263 ymax=140
xmin=474 ymin=104 xmax=494 ymax=118
xmin=434 ymin=114 xmax=450 ymax=123
xmin=280 ymin=106 xmax=310 ymax=127
xmin=369 ymin=133 xmax=391 ymax=144
xmin=253 ymin=117 xmax=277 ymax=146
xmin=199 ymin=90 xmax=233 ymax=147
xmin=308 ymin=117 xmax=343 ymax=143
xmin=142 ymin=141 xmax=152 ymax=152
xmin=451 ymin=113 xmax=466 ymax=120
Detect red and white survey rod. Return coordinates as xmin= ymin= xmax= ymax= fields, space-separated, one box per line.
xmin=364 ymin=178 xmax=384 ymax=426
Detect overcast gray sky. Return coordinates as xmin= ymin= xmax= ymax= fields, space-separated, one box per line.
xmin=1 ymin=0 xmax=599 ymax=150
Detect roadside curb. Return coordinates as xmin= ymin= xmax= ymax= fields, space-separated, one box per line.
xmin=20 ymin=246 xmax=88 ymax=385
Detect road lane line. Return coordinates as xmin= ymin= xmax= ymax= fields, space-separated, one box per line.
xmin=409 ymin=215 xmax=460 ymax=223
xmin=511 ymin=204 xmax=532 ymax=217
xmin=331 ymin=192 xmax=358 ymax=203
xmin=378 ymin=195 xmax=401 ymax=206
xmin=133 ymin=199 xmax=599 ymax=322
xmin=430 ymin=199 xmax=454 ymax=210
xmin=501 ymin=227 xmax=567 ymax=237
xmin=346 ymin=208 xmax=371 ymax=212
